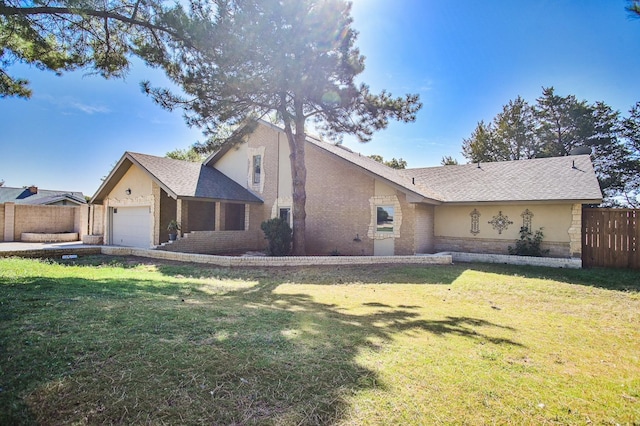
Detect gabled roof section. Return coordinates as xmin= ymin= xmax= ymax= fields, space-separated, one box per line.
xmin=91 ymin=152 xmax=262 ymax=204
xmin=205 ymin=120 xmax=443 ymax=203
xmin=0 ymin=187 xmax=86 ymax=205
xmin=305 ymin=136 xmax=444 ymax=203
xmin=399 ymin=155 xmax=603 ymax=203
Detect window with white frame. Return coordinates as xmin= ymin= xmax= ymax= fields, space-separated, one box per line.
xmin=279 ymin=207 xmax=291 ymax=227
xmin=376 ymin=206 xmax=394 ymax=233
xmin=252 ymin=155 xmax=262 ymax=184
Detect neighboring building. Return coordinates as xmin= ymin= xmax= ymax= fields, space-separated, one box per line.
xmin=0 ymin=186 xmax=86 ymax=206
xmin=91 ymin=120 xmax=602 ymax=257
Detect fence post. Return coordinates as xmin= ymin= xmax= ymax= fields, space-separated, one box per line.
xmin=3 ymin=202 xmax=15 ymax=242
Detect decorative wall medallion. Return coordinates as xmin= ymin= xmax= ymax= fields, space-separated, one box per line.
xmin=488 ymin=211 xmax=513 ymax=234
xmin=521 ymin=209 xmax=534 ymax=231
xmin=469 ymin=208 xmax=481 ymax=235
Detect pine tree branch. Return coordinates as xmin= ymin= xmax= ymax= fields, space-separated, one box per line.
xmin=0 ymin=5 xmax=186 ymax=43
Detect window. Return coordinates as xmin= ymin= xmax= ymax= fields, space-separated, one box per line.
xmin=279 ymin=207 xmax=291 ymax=226
xmin=376 ymin=206 xmax=394 ymax=233
xmin=252 ymin=155 xmax=262 ymax=184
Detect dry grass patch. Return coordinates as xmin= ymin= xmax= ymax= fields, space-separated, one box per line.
xmin=0 ymin=256 xmax=638 ymax=424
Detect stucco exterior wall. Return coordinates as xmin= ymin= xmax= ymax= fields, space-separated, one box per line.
xmin=107 ymin=165 xmax=154 ymax=201
xmin=414 ymin=204 xmax=435 ymax=253
xmin=103 ymin=165 xmax=156 ymax=245
xmin=215 ymin=141 xmax=249 ymax=187
xmin=433 ymin=203 xmax=575 ymax=257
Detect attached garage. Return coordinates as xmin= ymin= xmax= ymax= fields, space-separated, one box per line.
xmin=111 ymin=206 xmax=152 ymax=248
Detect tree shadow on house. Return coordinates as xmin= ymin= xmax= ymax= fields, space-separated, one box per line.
xmin=0 ymin=261 xmax=523 ymax=425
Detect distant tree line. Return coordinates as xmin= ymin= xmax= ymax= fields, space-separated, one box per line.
xmin=368 ymin=155 xmax=407 ymax=169
xmin=453 ymin=87 xmax=639 ymax=207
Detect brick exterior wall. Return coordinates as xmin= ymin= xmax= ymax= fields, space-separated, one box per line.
xmin=14 ymin=204 xmax=76 ymax=238
xmin=0 ymin=203 xmax=88 ymax=242
xmin=0 ymin=204 xmax=4 ymax=241
xmin=89 ymin=205 xmax=104 ymax=235
xmin=156 ymin=230 xmax=262 ymax=254
xmin=433 ymin=236 xmax=570 ymax=257
xmin=208 ymin=124 xmax=437 ymax=256
xmin=3 ymin=203 xmax=15 ymax=241
xmin=305 ymin=143 xmax=376 ymax=255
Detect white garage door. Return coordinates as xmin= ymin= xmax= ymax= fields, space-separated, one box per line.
xmin=111 ymin=206 xmax=152 ymax=248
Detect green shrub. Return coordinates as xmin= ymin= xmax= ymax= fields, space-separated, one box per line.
xmin=508 ymin=227 xmax=550 ymax=257
xmin=260 ymin=218 xmax=292 ymax=256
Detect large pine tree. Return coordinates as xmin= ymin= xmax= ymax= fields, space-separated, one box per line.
xmin=458 ymin=88 xmax=639 ymax=206
xmin=141 ymin=0 xmax=421 ymax=255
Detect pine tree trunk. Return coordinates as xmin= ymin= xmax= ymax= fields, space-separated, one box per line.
xmin=283 ymin=110 xmax=307 ymax=256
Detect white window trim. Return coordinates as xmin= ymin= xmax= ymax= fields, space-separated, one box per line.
xmin=247 ymin=146 xmax=266 ymax=193
xmin=368 ymin=195 xmax=402 ymax=240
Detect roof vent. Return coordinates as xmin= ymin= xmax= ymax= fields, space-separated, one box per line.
xmin=569 ymin=146 xmax=592 ymax=156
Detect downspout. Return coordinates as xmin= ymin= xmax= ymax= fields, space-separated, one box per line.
xmin=276 ymin=132 xmax=280 ymax=207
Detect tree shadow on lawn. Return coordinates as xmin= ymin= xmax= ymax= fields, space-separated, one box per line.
xmin=0 ymin=268 xmax=523 ymax=425
xmin=43 ymin=255 xmax=640 ymax=292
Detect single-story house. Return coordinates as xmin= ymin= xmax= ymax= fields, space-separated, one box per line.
xmin=90 ymin=120 xmax=602 ymax=257
xmin=0 ymin=186 xmax=86 ymax=206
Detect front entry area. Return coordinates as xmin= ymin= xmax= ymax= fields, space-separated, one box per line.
xmin=111 ymin=206 xmax=152 ymax=248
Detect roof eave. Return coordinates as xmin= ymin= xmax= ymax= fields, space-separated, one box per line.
xmin=440 ymin=198 xmax=603 ymax=205
xmin=178 ymin=195 xmax=263 ymax=204
xmin=305 ymin=142 xmax=442 ymax=204
xmin=90 ymin=152 xmax=179 ymax=204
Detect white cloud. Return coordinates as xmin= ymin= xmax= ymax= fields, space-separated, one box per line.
xmin=35 ymin=94 xmax=111 ymax=114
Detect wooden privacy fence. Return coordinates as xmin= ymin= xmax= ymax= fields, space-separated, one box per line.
xmin=582 ymin=208 xmax=639 ymax=269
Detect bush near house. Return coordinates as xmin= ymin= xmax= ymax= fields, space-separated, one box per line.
xmin=508 ymin=227 xmax=550 ymax=257
xmin=260 ymin=218 xmax=292 ymax=256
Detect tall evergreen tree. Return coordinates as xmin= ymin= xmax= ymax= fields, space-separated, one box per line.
xmin=535 ymin=87 xmax=595 ymax=157
xmin=142 ymin=0 xmax=420 ymax=255
xmin=458 ymin=87 xmax=639 ymax=206
xmin=619 ymin=102 xmax=640 ymax=206
xmin=462 ymin=120 xmax=497 ymax=162
xmin=494 ymin=96 xmax=538 ymax=160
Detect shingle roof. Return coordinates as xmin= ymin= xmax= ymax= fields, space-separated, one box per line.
xmin=227 ymin=120 xmax=442 ymax=203
xmin=399 ymin=155 xmax=602 ymax=203
xmin=306 ymin=136 xmax=444 ymax=202
xmin=91 ymin=152 xmax=262 ymax=204
xmin=0 ymin=187 xmax=86 ymax=205
xmin=207 ymin=120 xmax=602 ymax=205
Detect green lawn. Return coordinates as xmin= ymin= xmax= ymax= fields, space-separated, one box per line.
xmin=0 ymin=256 xmax=638 ymax=425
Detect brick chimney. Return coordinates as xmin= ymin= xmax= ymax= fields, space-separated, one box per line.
xmin=28 ymin=186 xmax=38 ymax=194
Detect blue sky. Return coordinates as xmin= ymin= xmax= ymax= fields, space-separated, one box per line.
xmin=1 ymin=0 xmax=639 ymax=197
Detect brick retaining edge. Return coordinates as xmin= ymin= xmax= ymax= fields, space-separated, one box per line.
xmin=101 ymin=247 xmax=452 ymax=267
xmin=1 ymin=246 xmax=581 ymax=269
xmin=439 ymin=252 xmax=582 ymax=269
